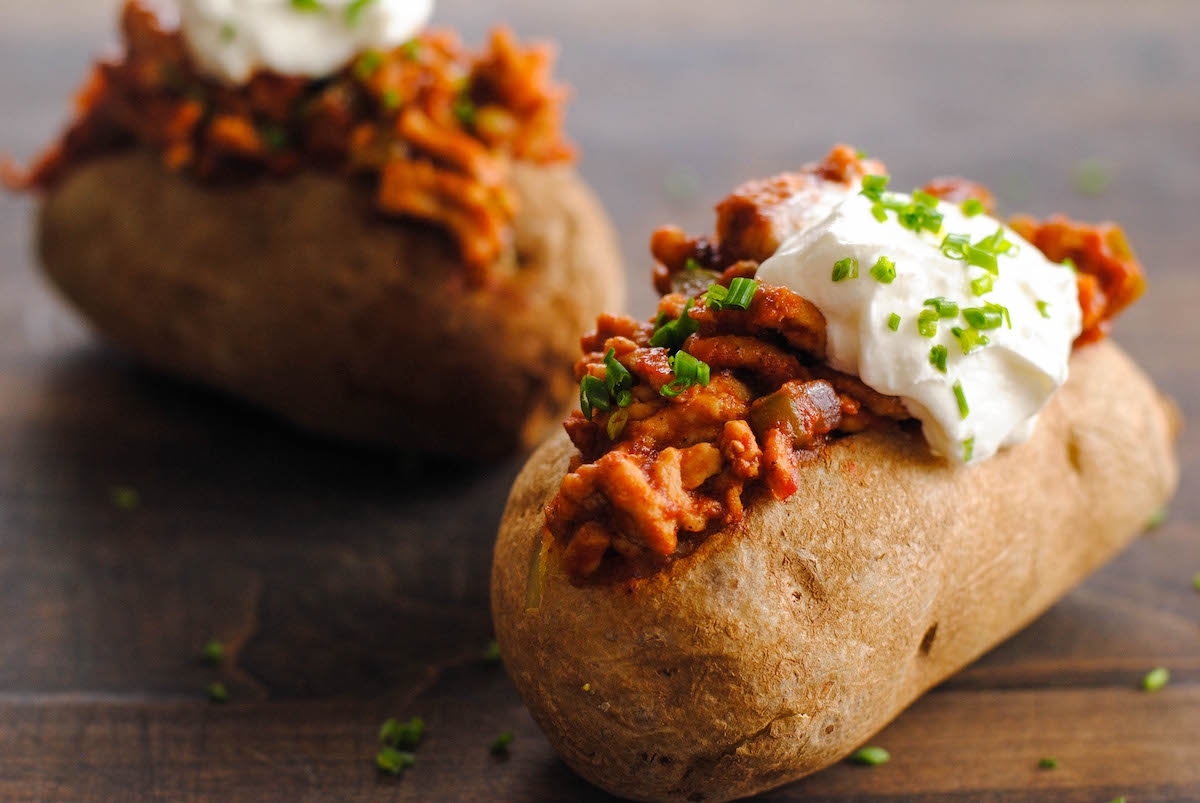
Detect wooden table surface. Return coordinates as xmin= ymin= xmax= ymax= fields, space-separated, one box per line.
xmin=2 ymin=1 xmax=1198 ymax=801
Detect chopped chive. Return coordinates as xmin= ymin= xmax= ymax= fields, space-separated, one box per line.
xmin=860 ymin=174 xmax=890 ymax=201
xmin=650 ymin=299 xmax=699 ymax=352
xmin=453 ymin=92 xmax=477 ymax=128
xmin=1036 ymin=300 xmax=1051 ymax=318
xmin=111 ymin=486 xmax=140 ymax=510
xmin=483 ymin=640 xmax=502 ymax=664
xmin=832 ymin=257 xmax=859 ymax=282
xmin=579 ymin=374 xmax=610 ymax=421
xmin=661 ymin=351 xmax=711 ymax=398
xmin=963 ymin=437 xmax=975 ymax=462
xmin=870 ymin=203 xmax=888 ymax=223
xmin=869 ymin=256 xmax=896 ymax=284
xmin=917 ymin=309 xmax=939 ymax=338
xmin=953 ymin=381 xmax=969 ymax=419
xmin=1141 ymin=667 xmax=1169 ymax=692
xmin=354 ymin=50 xmax=384 ymax=80
xmin=971 ymin=273 xmax=994 ymax=296
xmin=887 ymin=313 xmax=901 ymax=332
xmin=849 ymin=746 xmax=890 ymax=766
xmin=988 ymin=301 xmax=1012 ymax=329
xmin=963 ymin=306 xmax=1003 ymax=330
xmin=1061 ymin=257 xmax=1077 ymax=273
xmin=924 ymin=297 xmax=959 ymax=318
xmin=702 ymin=282 xmax=728 ymax=310
xmin=1072 ymin=159 xmax=1113 ymax=197
xmin=207 ymin=682 xmax=229 ymax=703
xmin=345 ymin=0 xmax=376 ymax=25
xmin=201 ymin=639 xmax=225 ymax=666
xmin=951 ymin=326 xmax=990 ymax=354
xmin=380 ymin=717 xmax=425 ymax=749
xmin=1038 ymin=757 xmax=1058 ymax=770
xmin=375 ymin=746 xmax=416 ymax=775
xmin=603 ymin=348 xmax=633 ymax=401
xmin=962 ymin=198 xmax=985 ymax=217
xmin=606 ymin=408 xmax=629 ymax=440
xmin=964 ymin=245 xmax=998 ymax=273
xmin=490 ymin=731 xmax=515 ymax=755
xmin=220 ymin=22 xmax=237 ymax=42
xmin=929 ymin=345 xmax=948 ymax=373
xmin=401 ymin=39 xmax=422 ymax=60
xmin=724 ymin=277 xmax=759 ymax=309
xmin=381 ymin=89 xmax=401 ymax=110
xmin=290 ymin=0 xmax=324 ymax=10
xmin=912 ymin=189 xmax=939 ymax=208
xmin=1193 ymin=572 xmax=1200 ymax=593
xmin=941 ymin=233 xmax=969 ymax=260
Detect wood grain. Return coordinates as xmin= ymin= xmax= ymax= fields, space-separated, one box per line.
xmin=1 ymin=1 xmax=1198 ymax=801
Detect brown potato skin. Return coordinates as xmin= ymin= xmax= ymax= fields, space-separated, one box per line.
xmin=492 ymin=341 xmax=1179 ymax=802
xmin=37 ymin=150 xmax=624 ymax=459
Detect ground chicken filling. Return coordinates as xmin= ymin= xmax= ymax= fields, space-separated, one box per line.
xmin=547 ymin=146 xmax=1146 ymax=582
xmin=4 ymin=1 xmax=573 ymax=285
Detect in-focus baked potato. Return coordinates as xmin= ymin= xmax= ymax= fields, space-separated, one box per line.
xmin=492 ymin=147 xmax=1178 ymax=801
xmin=8 ymin=2 xmax=623 ymax=459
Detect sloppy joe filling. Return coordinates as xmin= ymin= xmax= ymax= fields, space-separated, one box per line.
xmin=4 ymin=1 xmax=572 ymax=285
xmin=547 ymin=146 xmax=1146 ymax=582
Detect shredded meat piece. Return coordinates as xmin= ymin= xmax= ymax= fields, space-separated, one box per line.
xmin=4 ymin=1 xmax=572 ymax=284
xmin=1009 ymin=215 xmax=1146 ymax=345
xmin=547 ymin=147 xmax=1148 ymax=582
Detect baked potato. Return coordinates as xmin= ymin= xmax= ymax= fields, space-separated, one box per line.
xmin=491 ymin=148 xmax=1178 ymax=801
xmin=11 ymin=2 xmax=623 ymax=459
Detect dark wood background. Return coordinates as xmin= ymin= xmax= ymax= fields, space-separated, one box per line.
xmin=1 ymin=1 xmax=1197 ymax=800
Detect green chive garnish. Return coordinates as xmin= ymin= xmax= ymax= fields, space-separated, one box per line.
xmin=290 ymin=0 xmax=323 ymax=11
xmin=453 ymin=92 xmax=477 ymax=127
xmin=963 ymin=306 xmax=1004 ymax=330
xmin=970 ymin=273 xmax=994 ymax=296
xmin=832 ymin=257 xmax=859 ymax=282
xmin=917 ymin=309 xmax=939 ymax=338
xmin=401 ymin=39 xmax=422 ymax=60
xmin=869 ymin=256 xmax=896 ymax=284
xmin=207 ymin=682 xmax=229 ymax=703
xmin=887 ymin=313 xmax=901 ymax=332
xmin=962 ymin=198 xmax=985 ymax=217
xmin=380 ymin=717 xmax=425 ymax=749
xmin=1192 ymin=572 xmax=1200 ymax=593
xmin=354 ymin=50 xmax=384 ymax=79
xmin=201 ymin=639 xmax=225 ymax=666
xmin=963 ymin=437 xmax=975 ymax=462
xmin=912 ymin=189 xmax=940 ymax=209
xmin=941 ymin=233 xmax=969 ymax=260
xmin=849 ymin=746 xmax=890 ymax=766
xmin=650 ymin=299 xmax=700 ymax=352
xmin=661 ymin=351 xmax=711 ymax=398
xmin=1036 ymin=300 xmax=1051 ymax=318
xmin=860 ymin=175 xmax=889 ymax=201
xmin=606 ymin=408 xmax=629 ymax=440
xmin=924 ymin=297 xmax=959 ymax=318
xmin=929 ymin=345 xmax=948 ymax=373
xmin=579 ymin=374 xmax=610 ymax=421
xmin=951 ymin=326 xmax=990 ymax=354
xmin=381 ymin=89 xmax=401 ymax=110
xmin=1038 ymin=757 xmax=1058 ymax=770
xmin=953 ymin=381 xmax=969 ymax=419
xmin=964 ymin=245 xmax=998 ymax=273
xmin=345 ymin=0 xmax=376 ymax=25
xmin=220 ymin=22 xmax=237 ymax=42
xmin=375 ymin=746 xmax=416 ymax=775
xmin=603 ymin=348 xmax=633 ymax=403
xmin=724 ymin=277 xmax=759 ymax=309
xmin=111 ymin=486 xmax=140 ymax=510
xmin=1141 ymin=667 xmax=1170 ymax=692
xmin=490 ymin=731 xmax=515 ymax=755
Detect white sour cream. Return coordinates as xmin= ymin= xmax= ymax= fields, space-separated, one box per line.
xmin=757 ymin=188 xmax=1082 ymax=464
xmin=178 ymin=0 xmax=435 ymax=84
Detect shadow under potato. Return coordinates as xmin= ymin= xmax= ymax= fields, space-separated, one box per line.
xmin=6 ymin=343 xmax=531 ymax=699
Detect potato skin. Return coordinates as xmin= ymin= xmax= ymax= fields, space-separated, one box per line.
xmin=37 ymin=150 xmax=624 ymax=459
xmin=492 ymin=341 xmax=1179 ymax=802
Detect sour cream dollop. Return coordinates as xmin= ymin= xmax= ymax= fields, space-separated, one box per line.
xmin=179 ymin=0 xmax=435 ymax=84
xmin=757 ymin=188 xmax=1082 ymax=464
